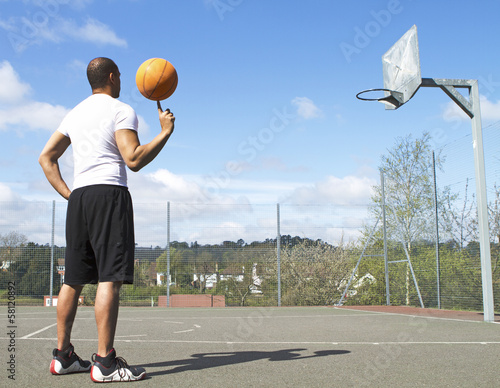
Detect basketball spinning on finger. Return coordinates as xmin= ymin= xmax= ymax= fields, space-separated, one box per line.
xmin=136 ymin=58 xmax=178 ymax=101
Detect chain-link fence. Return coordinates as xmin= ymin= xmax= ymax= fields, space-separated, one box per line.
xmin=0 ymin=198 xmax=497 ymax=312
xmin=1 ymin=125 xmax=499 ymax=313
xmin=0 ymin=202 xmax=371 ymax=307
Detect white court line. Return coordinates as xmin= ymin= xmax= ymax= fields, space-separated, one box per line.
xmin=12 ymin=337 xmax=500 ymax=345
xmin=115 ymin=314 xmax=377 ymax=320
xmin=334 ymin=307 xmax=494 ymax=324
xmin=8 ymin=313 xmax=373 ymax=321
xmin=20 ymin=323 xmax=57 ymax=339
xmin=173 ymin=324 xmax=201 ymax=334
xmin=119 ymin=319 xmax=143 ymax=322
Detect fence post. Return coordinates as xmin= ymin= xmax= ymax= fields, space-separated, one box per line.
xmin=166 ymin=201 xmax=170 ymax=307
xmin=49 ymin=200 xmax=55 ymax=306
xmin=277 ymin=203 xmax=281 ymax=307
xmin=432 ymin=151 xmax=441 ymax=309
xmin=381 ymin=171 xmax=390 ymax=305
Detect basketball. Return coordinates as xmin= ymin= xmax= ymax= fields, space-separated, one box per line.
xmin=135 ymin=58 xmax=178 ymax=101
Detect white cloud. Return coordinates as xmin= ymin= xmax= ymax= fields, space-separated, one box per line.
xmin=0 ymin=61 xmax=31 ymax=103
xmin=292 ymin=97 xmax=322 ymax=119
xmin=0 ymin=16 xmax=127 ymax=51
xmin=0 ymin=182 xmax=64 ymax=244
xmin=0 ymin=98 xmax=69 ymax=132
xmin=0 ymin=61 xmax=70 ymax=132
xmin=128 ymin=169 xmax=216 ymax=207
xmin=477 ymin=95 xmax=500 ymax=120
xmin=443 ymin=94 xmax=500 ymax=122
xmin=0 ymin=183 xmax=20 ymax=202
xmin=287 ymin=175 xmax=376 ymax=205
xmin=129 ymin=166 xmax=376 ymax=210
xmin=66 ymin=18 xmax=128 ymax=47
xmin=2 ymin=167 xmax=375 ymax=246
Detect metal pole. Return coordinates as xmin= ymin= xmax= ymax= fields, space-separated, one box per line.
xmin=381 ymin=171 xmax=390 ymax=305
xmin=276 ymin=203 xmax=281 ymax=307
xmin=401 ymin=239 xmax=425 ymax=308
xmin=166 ymin=202 xmax=170 ymax=307
xmin=470 ymin=80 xmax=494 ymax=322
xmin=49 ymin=200 xmax=55 ymax=306
xmin=420 ymin=78 xmax=495 ymax=322
xmin=432 ymin=151 xmax=441 ymax=309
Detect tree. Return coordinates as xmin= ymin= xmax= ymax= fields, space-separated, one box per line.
xmin=267 ymin=240 xmax=352 ymax=306
xmin=440 ymin=178 xmax=477 ymax=249
xmin=1 ymin=232 xmax=29 ymax=292
xmin=373 ymin=132 xmax=441 ymax=241
xmin=487 ymin=184 xmax=500 ymax=279
xmin=370 ymin=132 xmax=444 ymax=305
xmin=488 ymin=184 xmax=500 ymax=244
xmin=218 ymin=260 xmax=260 ymax=306
xmin=13 ymin=242 xmax=61 ymax=298
xmin=0 ymin=231 xmax=27 ymax=265
xmin=156 ymin=247 xmax=183 ymax=286
xmin=134 ymin=260 xmax=152 ymax=287
xmin=192 ymin=251 xmax=216 ymax=292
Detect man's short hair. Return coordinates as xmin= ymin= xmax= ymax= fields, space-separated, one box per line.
xmin=87 ymin=57 xmax=118 ymax=90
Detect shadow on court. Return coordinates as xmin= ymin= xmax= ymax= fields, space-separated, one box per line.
xmin=139 ymin=348 xmax=350 ymax=376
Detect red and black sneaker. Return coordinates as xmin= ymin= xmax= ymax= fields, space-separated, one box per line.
xmin=91 ymin=349 xmax=146 ymax=383
xmin=50 ymin=343 xmax=91 ymax=375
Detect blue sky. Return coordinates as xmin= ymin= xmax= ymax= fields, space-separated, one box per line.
xmin=1 ymin=0 xmax=500 ymax=244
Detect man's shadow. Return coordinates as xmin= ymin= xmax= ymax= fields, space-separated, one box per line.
xmin=138 ymin=348 xmax=350 ymax=377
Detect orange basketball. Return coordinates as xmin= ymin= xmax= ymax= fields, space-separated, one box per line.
xmin=135 ymin=58 xmax=178 ymax=101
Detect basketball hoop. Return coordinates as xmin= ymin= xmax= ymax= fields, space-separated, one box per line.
xmin=356 ymin=88 xmax=404 ymax=109
xmin=354 ymin=23 xmax=495 ymax=321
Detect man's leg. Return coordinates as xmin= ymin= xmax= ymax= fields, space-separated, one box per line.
xmin=91 ymin=279 xmax=146 ymax=382
xmin=57 ymin=283 xmax=84 ymax=351
xmin=95 ymin=281 xmax=122 ymax=356
xmin=51 ymin=283 xmax=91 ymax=375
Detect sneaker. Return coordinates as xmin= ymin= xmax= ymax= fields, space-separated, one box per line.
xmin=91 ymin=349 xmax=146 ymax=383
xmin=50 ymin=343 xmax=91 ymax=375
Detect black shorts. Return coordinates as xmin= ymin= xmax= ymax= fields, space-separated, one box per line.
xmin=64 ymin=185 xmax=135 ymax=285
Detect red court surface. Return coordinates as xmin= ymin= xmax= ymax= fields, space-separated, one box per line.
xmin=338 ymin=305 xmax=500 ymax=323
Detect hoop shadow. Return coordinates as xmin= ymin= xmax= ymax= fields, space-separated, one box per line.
xmin=138 ymin=348 xmax=350 ymax=377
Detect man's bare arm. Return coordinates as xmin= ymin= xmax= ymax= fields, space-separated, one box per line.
xmin=116 ymin=102 xmax=175 ymax=172
xmin=39 ymin=131 xmax=72 ymax=200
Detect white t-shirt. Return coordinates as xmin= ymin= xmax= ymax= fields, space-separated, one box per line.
xmin=57 ymin=94 xmax=138 ymax=189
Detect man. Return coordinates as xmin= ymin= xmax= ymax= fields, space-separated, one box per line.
xmin=39 ymin=57 xmax=175 ymax=382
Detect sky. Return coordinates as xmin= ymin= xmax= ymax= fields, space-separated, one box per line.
xmin=2 ymin=0 xmax=500 ymax=245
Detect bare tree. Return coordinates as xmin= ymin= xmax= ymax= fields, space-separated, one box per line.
xmin=0 ymin=231 xmax=28 ymax=265
xmin=370 ymin=132 xmax=443 ymax=304
xmin=440 ymin=178 xmax=477 ymax=249
xmin=268 ymin=240 xmax=352 ymax=306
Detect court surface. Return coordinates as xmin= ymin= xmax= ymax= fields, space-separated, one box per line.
xmin=2 ymin=305 xmax=499 ymax=387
